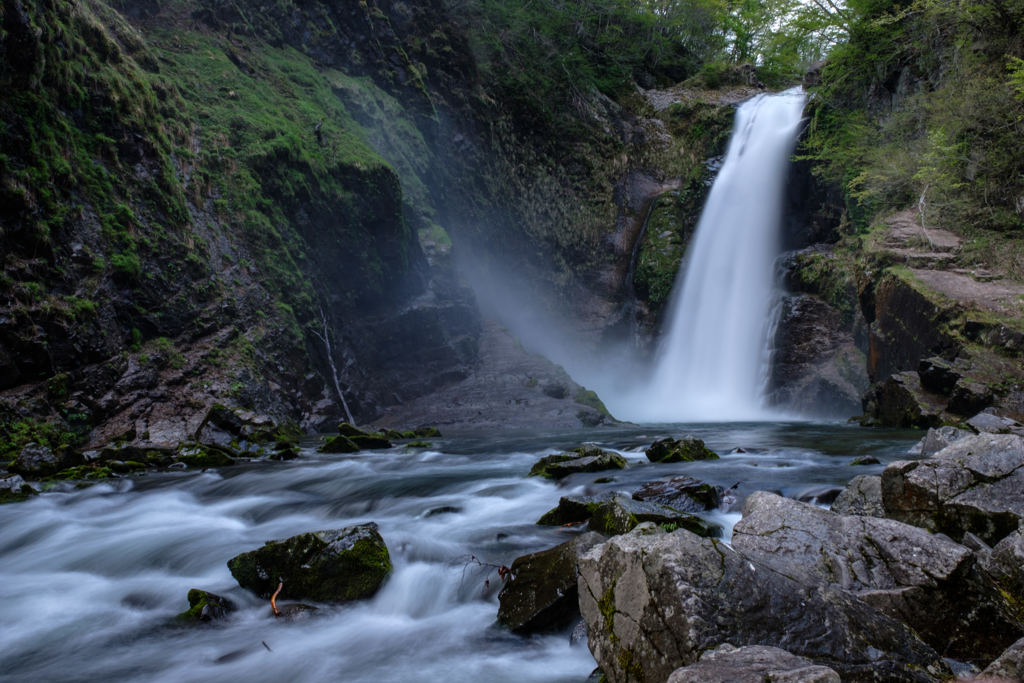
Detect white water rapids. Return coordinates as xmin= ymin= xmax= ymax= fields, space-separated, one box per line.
xmin=615 ymin=89 xmax=806 ymax=423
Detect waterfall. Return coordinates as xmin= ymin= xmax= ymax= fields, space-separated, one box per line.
xmin=625 ymin=88 xmax=806 ymax=422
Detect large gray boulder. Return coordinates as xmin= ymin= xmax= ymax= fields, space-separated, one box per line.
xmin=830 ymin=475 xmax=883 ymax=517
xmin=228 ymin=523 xmax=391 ymax=603
xmin=906 ymin=426 xmax=973 ymax=458
xmin=529 ymin=446 xmax=628 ymax=479
xmin=537 ymin=492 xmax=617 ymax=526
xmin=8 ymin=443 xmax=82 ymax=478
xmin=496 ymin=531 xmax=605 ymax=634
xmin=667 ymin=644 xmax=840 ymax=683
xmin=588 ymin=494 xmax=720 ymax=538
xmin=578 ymin=524 xmax=948 ymax=683
xmin=881 ymin=433 xmax=1024 ymax=544
xmin=733 ymin=492 xmax=1024 ymax=663
xmin=632 ymin=476 xmax=722 ymax=512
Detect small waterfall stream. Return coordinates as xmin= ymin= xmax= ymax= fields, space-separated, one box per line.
xmin=623 ymin=88 xmax=806 ymax=423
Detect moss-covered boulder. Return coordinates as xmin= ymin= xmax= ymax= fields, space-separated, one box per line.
xmin=8 ymin=443 xmax=83 ymax=479
xmin=645 ymin=436 xmax=719 ymax=464
xmin=338 ymin=423 xmax=369 ymax=438
xmin=537 ymin=492 xmax=617 ymax=526
xmin=588 ymin=494 xmax=720 ymax=537
xmin=0 ymin=474 xmax=37 ymax=504
xmin=178 ymin=589 xmax=233 ymax=623
xmin=349 ymin=434 xmax=393 ymax=450
xmin=380 ymin=429 xmax=404 ymax=440
xmin=528 ymin=445 xmax=627 ymax=479
xmin=632 ymin=476 xmax=722 ymax=512
xmin=412 ymin=427 xmax=442 ymax=438
xmin=228 ymin=523 xmax=392 ymax=603
xmin=270 ymin=448 xmax=300 ymax=461
xmin=178 ymin=444 xmax=236 ymax=468
xmin=319 ymin=436 xmax=359 ymax=453
xmin=497 ymin=531 xmax=606 ymax=634
xmin=406 ymin=441 xmax=433 ymax=448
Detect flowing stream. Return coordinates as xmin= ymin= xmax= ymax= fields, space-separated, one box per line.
xmin=0 ymin=425 xmax=921 ymax=683
xmin=622 ymin=89 xmax=806 ymax=423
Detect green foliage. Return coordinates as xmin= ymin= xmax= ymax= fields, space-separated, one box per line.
xmin=0 ymin=416 xmax=80 ymax=463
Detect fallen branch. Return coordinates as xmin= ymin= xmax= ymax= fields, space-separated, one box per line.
xmin=447 ymin=554 xmax=512 ymax=587
xmin=270 ymin=582 xmax=283 ymax=618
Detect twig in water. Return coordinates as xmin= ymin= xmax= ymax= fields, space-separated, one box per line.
xmin=262 ymin=641 xmax=272 ymax=652
xmin=270 ymin=582 xmax=283 ymax=618
xmin=447 ymin=554 xmax=513 ymax=587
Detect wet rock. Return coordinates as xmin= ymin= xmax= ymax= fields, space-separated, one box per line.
xmin=338 ymin=422 xmax=369 ymax=438
xmin=349 ymin=434 xmax=393 ymax=450
xmin=632 ymin=476 xmax=722 ymax=512
xmin=588 ymin=494 xmax=720 ymax=537
xmin=907 ymin=426 xmax=973 ymax=457
xmin=412 ymin=427 xmax=442 ymax=438
xmin=196 ymin=404 xmax=296 ymax=446
xmin=881 ymin=433 xmax=1024 ymax=544
xmin=228 ymin=523 xmax=392 ymax=603
xmin=269 ymin=448 xmax=299 ymax=461
xmin=733 ymin=492 xmax=1024 ymax=663
xmin=645 ymin=437 xmax=719 ymax=464
xmin=497 ymin=531 xmax=606 ymax=634
xmin=947 ymin=380 xmax=994 ymax=416
xmin=667 ymin=644 xmax=840 ymax=683
xmin=917 ymin=357 xmax=962 ymax=393
xmin=537 ymin=492 xmax=618 ymax=525
xmin=379 ymin=429 xmax=404 ymax=440
xmin=528 ymin=446 xmax=627 ymax=480
xmin=178 ymin=589 xmax=233 ymax=622
xmin=319 ymin=435 xmax=359 ymax=453
xmin=968 ymin=411 xmax=1024 ymax=435
xmin=978 ymin=637 xmax=1024 ymax=681
xmin=570 ymin=619 xmax=587 ymax=645
xmin=830 ymin=475 xmax=883 ymax=517
xmin=578 ymin=525 xmax=948 ymax=683
xmin=791 ymin=485 xmax=843 ymax=505
xmin=425 ymin=505 xmax=461 ymax=517
xmin=9 ymin=443 xmax=82 ymax=478
xmin=178 ymin=444 xmax=236 ymax=468
xmin=870 ymin=372 xmax=945 ymax=428
xmin=274 ymin=603 xmax=319 ymax=621
xmin=406 ymin=441 xmax=433 ymax=448
xmin=848 ymin=456 xmax=879 ymax=466
xmin=0 ymin=474 xmax=36 ymax=504
xmin=984 ymin=529 xmax=1024 ymax=602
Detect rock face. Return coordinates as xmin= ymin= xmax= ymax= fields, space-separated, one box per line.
xmin=733 ymin=492 xmax=1024 ymax=663
xmin=979 ymin=637 xmax=1024 ymax=681
xmin=529 ymin=446 xmax=628 ymax=479
xmin=178 ymin=589 xmax=233 ymax=623
xmin=496 ymin=532 xmax=605 ymax=634
xmin=864 ymin=372 xmax=945 ymax=428
xmin=537 ymin=493 xmax=617 ymax=526
xmin=906 ymin=425 xmax=973 ymax=457
xmin=667 ymin=644 xmax=840 ymax=683
xmin=830 ymin=475 xmax=883 ymax=517
xmin=578 ymin=524 xmax=948 ymax=683
xmin=228 ymin=523 xmax=392 ymax=603
xmin=645 ymin=437 xmax=719 ymax=464
xmin=8 ymin=443 xmax=81 ymax=478
xmin=881 ymin=433 xmax=1024 ymax=544
xmin=588 ymin=495 xmax=720 ymax=537
xmin=632 ymin=476 xmax=722 ymax=512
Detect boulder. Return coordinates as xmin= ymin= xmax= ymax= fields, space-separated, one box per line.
xmin=632 ymin=476 xmax=722 ymax=512
xmin=578 ymin=525 xmax=949 ymax=683
xmin=917 ymin=357 xmax=962 ymax=393
xmin=338 ymin=423 xmax=369 ymax=437
xmin=968 ymin=411 xmax=1024 ymax=435
xmin=733 ymin=492 xmax=1024 ymax=663
xmin=645 ymin=437 xmax=719 ymax=464
xmin=881 ymin=433 xmax=1024 ymax=544
xmin=8 ymin=443 xmax=82 ymax=478
xmin=982 ymin=529 xmax=1024 ymax=603
xmin=848 ymin=456 xmax=879 ymax=466
xmin=907 ymin=426 xmax=972 ymax=458
xmin=588 ymin=494 xmax=720 ymax=537
xmin=537 ymin=493 xmax=617 ymax=526
xmin=412 ymin=427 xmax=442 ymax=438
xmin=178 ymin=589 xmax=233 ymax=622
xmin=496 ymin=531 xmax=606 ymax=634
xmin=349 ymin=434 xmax=393 ymax=450
xmin=196 ymin=404 xmax=299 ymax=446
xmin=0 ymin=474 xmax=36 ymax=504
xmin=830 ymin=475 xmax=883 ymax=517
xmin=177 ymin=444 xmax=236 ymax=468
xmin=947 ymin=380 xmax=994 ymax=416
xmin=319 ymin=435 xmax=359 ymax=453
xmin=529 ymin=446 xmax=627 ymax=479
xmin=870 ymin=373 xmax=944 ymax=429
xmin=978 ymin=637 xmax=1024 ymax=681
xmin=667 ymin=644 xmax=840 ymax=683
xmin=228 ymin=523 xmax=392 ymax=603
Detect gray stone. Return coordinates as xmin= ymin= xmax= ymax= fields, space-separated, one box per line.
xmin=881 ymin=433 xmax=1024 ymax=544
xmin=529 ymin=446 xmax=628 ymax=479
xmin=632 ymin=476 xmax=722 ymax=512
xmin=907 ymin=426 xmax=973 ymax=457
xmin=968 ymin=411 xmax=1024 ymax=435
xmin=947 ymin=380 xmax=994 ymax=416
xmin=8 ymin=443 xmax=82 ymax=478
xmin=830 ymin=475 xmax=884 ymax=517
xmin=588 ymin=494 xmax=720 ymax=538
xmin=734 ymin=492 xmax=1024 ymax=663
xmin=667 ymin=644 xmax=840 ymax=683
xmin=578 ymin=525 xmax=949 ymax=683
xmin=645 ymin=437 xmax=719 ymax=464
xmin=979 ymin=637 xmax=1024 ymax=681
xmin=537 ymin=492 xmax=617 ymax=526
xmin=496 ymin=532 xmax=605 ymax=634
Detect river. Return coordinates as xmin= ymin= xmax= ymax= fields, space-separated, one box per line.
xmin=0 ymin=423 xmax=922 ymax=683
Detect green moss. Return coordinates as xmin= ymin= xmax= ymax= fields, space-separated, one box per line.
xmin=178 ymin=446 xmax=236 ymax=468
xmin=42 ymin=465 xmax=114 ymax=482
xmin=0 ymin=484 xmax=38 ymax=504
xmin=319 ymin=435 xmax=359 ymax=454
xmin=177 ymin=588 xmax=233 ymax=622
xmin=406 ymin=441 xmax=433 ymax=448
xmin=573 ymin=388 xmax=611 ymax=418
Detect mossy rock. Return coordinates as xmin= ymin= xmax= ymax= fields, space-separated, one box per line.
xmin=412 ymin=427 xmax=442 ymax=438
xmin=349 ymin=434 xmax=393 ymax=450
xmin=529 ymin=445 xmax=628 ymax=479
xmin=338 ymin=423 xmax=370 ymax=438
xmin=274 ymin=439 xmax=298 ymax=451
xmin=0 ymin=476 xmax=37 ymax=504
xmin=632 ymin=476 xmax=723 ymax=512
xmin=178 ymin=589 xmax=233 ymax=623
xmin=319 ymin=436 xmax=359 ymax=453
xmin=537 ymin=492 xmax=618 ymax=525
xmin=406 ymin=441 xmax=433 ymax=448
xmin=227 ymin=523 xmax=392 ymax=603
xmin=270 ymin=448 xmax=300 ymax=461
xmin=380 ymin=429 xmax=404 ymax=440
xmin=573 ymin=388 xmax=612 ymax=418
xmin=645 ymin=437 xmax=719 ymax=464
xmin=41 ymin=465 xmax=114 ymax=482
xmin=179 ymin=445 xmax=236 ymax=468
xmin=401 ymin=431 xmax=418 ymax=439
xmin=588 ymin=495 xmax=720 ymax=538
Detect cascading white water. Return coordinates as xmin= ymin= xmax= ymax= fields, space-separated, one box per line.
xmin=624 ymin=88 xmax=806 ymax=422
